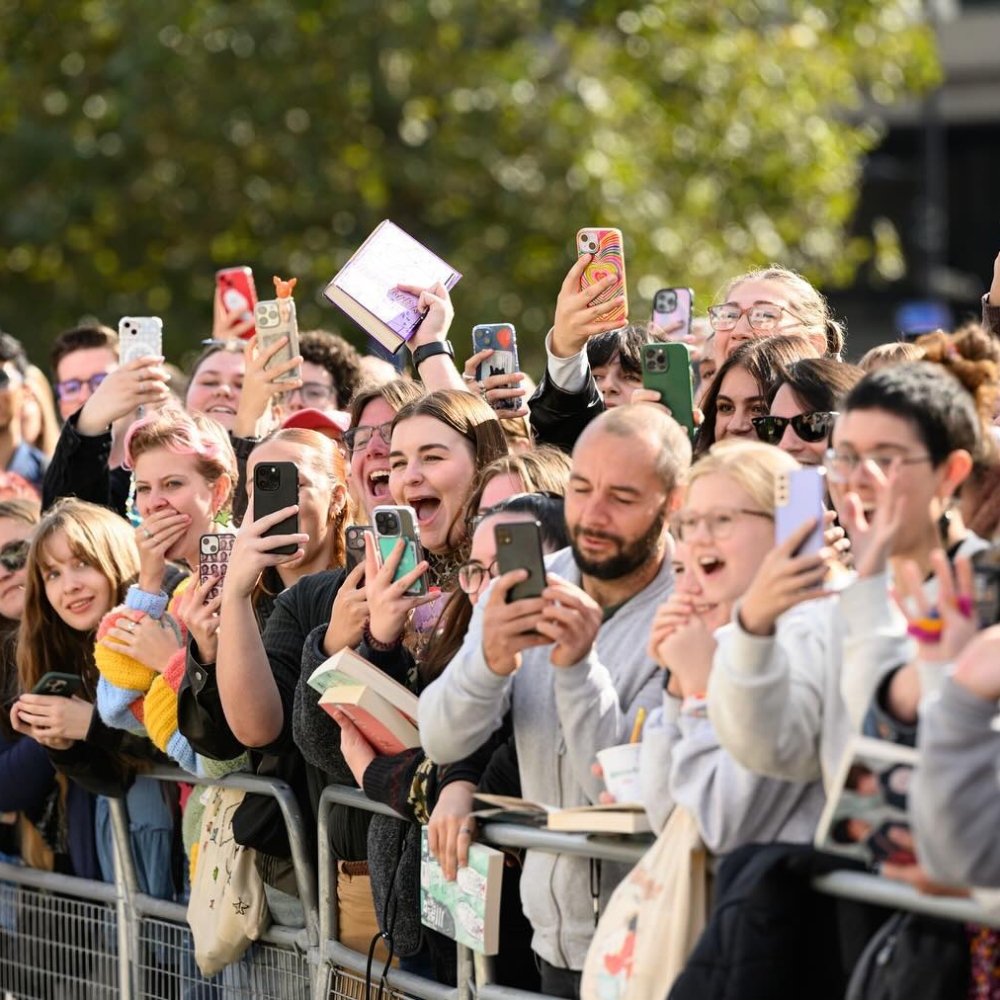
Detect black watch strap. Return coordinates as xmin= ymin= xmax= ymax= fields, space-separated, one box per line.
xmin=412 ymin=340 xmax=455 ymax=368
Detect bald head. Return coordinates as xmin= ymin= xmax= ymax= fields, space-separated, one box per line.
xmin=576 ymin=403 xmax=692 ymax=493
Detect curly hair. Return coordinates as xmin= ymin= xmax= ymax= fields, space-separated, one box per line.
xmin=299 ymin=329 xmax=364 ymax=407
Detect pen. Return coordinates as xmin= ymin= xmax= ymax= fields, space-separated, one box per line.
xmin=629 ymin=707 xmax=646 ymax=744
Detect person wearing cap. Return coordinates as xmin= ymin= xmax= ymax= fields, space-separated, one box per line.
xmin=281 ymin=406 xmax=351 ymax=442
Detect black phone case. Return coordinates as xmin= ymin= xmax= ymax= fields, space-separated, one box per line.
xmin=253 ymin=461 xmax=299 ymax=555
xmin=495 ymin=520 xmax=547 ymax=603
xmin=345 ymin=525 xmax=371 ymax=573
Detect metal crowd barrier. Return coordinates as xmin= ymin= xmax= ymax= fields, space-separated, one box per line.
xmin=6 ymin=771 xmax=1000 ymax=1000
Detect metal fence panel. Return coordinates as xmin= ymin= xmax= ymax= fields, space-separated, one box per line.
xmin=0 ymin=883 xmax=119 ymax=1000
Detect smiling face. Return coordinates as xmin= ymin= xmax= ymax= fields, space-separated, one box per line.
xmin=134 ymin=447 xmax=227 ymax=569
xmin=40 ymin=528 xmax=113 ymax=632
xmin=671 ymin=540 xmax=729 ymax=629
xmin=717 ymin=278 xmax=808 ymax=358
xmin=714 ymin=366 xmax=768 ymax=442
xmin=185 ymin=350 xmax=245 ymax=430
xmin=683 ymin=472 xmax=774 ymax=605
xmin=0 ymin=516 xmax=33 ymax=620
xmin=388 ymin=414 xmax=478 ymax=554
xmin=348 ymin=397 xmax=396 ymax=522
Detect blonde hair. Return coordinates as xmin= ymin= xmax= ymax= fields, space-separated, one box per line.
xmin=858 ymin=341 xmax=925 ymax=373
xmin=687 ymin=439 xmax=798 ymax=512
xmin=17 ymin=499 xmax=138 ymax=698
xmin=721 ymin=264 xmax=845 ymax=358
xmin=23 ymin=366 xmax=60 ymax=456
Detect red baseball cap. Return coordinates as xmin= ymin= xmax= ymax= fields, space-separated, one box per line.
xmin=280 ymin=407 xmax=351 ymax=437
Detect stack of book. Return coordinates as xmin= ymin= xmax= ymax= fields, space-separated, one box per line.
xmin=308 ymin=648 xmax=420 ymax=756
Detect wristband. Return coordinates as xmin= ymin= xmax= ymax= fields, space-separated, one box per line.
xmin=362 ymin=619 xmax=402 ymax=652
xmin=680 ymin=694 xmax=709 ymax=718
xmin=125 ymin=585 xmax=169 ymax=620
xmin=411 ymin=340 xmax=455 ymax=369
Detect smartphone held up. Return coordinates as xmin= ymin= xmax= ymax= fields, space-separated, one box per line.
xmin=577 ymin=228 xmax=628 ymax=326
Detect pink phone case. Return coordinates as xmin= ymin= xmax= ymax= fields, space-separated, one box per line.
xmin=651 ymin=287 xmax=694 ymax=339
xmin=577 ymin=228 xmax=628 ymax=325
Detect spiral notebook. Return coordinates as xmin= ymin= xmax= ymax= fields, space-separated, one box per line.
xmin=324 ymin=220 xmax=462 ymax=353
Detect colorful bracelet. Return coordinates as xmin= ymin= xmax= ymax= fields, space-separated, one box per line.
xmin=906 ymin=614 xmax=943 ymax=643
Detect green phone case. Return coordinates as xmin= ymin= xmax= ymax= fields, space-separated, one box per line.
xmin=642 ymin=342 xmax=696 ymax=437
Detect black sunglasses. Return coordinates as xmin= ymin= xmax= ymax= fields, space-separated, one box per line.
xmin=752 ymin=411 xmax=838 ymax=445
xmin=0 ymin=539 xmax=29 ymax=573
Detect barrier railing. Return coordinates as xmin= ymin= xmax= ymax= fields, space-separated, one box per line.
xmin=7 ymin=770 xmax=1000 ymax=999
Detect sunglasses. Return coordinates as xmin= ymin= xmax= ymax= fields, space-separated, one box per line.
xmin=751 ymin=411 xmax=838 ymax=445
xmin=0 ymin=539 xmax=29 ymax=573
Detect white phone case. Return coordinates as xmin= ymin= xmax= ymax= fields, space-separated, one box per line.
xmin=254 ymin=298 xmax=300 ymax=384
xmin=118 ymin=316 xmax=163 ymax=366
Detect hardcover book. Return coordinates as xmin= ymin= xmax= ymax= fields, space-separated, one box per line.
xmin=324 ymin=220 xmax=462 ymax=353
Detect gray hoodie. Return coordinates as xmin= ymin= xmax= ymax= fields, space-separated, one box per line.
xmin=912 ymin=676 xmax=1000 ymax=887
xmin=419 ymin=545 xmax=671 ymax=970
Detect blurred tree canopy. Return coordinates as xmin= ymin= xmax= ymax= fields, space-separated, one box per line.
xmin=0 ymin=0 xmax=938 ymax=370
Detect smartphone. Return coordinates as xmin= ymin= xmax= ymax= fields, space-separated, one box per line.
xmin=345 ymin=525 xmax=372 ymax=573
xmin=253 ymin=461 xmax=299 ymax=556
xmin=373 ymin=505 xmax=428 ymax=597
xmin=199 ymin=533 xmax=236 ymax=603
xmin=651 ymin=287 xmax=694 ymax=339
xmin=118 ymin=317 xmax=163 ymax=366
xmin=775 ymin=467 xmax=826 ymax=556
xmin=576 ymin=228 xmax=627 ymax=326
xmin=642 ymin=343 xmax=696 ymax=437
xmin=216 ymin=266 xmax=258 ymax=331
xmin=32 ymin=672 xmax=83 ymax=698
xmin=495 ymin=520 xmax=547 ymax=603
xmin=472 ymin=324 xmax=520 ymax=411
xmin=254 ymin=296 xmax=300 ymax=383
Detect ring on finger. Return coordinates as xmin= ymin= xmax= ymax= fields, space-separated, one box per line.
xmin=143 ymin=528 xmax=153 ymax=540
xmin=458 ymin=827 xmax=472 ymax=836
xmin=462 ymin=372 xmax=477 ymax=383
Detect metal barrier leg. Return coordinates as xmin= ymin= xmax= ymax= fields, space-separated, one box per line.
xmin=108 ymin=795 xmax=140 ymax=1000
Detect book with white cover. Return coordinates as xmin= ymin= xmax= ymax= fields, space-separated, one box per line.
xmin=307 ymin=646 xmax=419 ymax=724
xmin=324 ymin=220 xmax=462 ymax=353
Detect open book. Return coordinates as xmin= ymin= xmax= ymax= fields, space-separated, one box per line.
xmin=419 ymin=827 xmax=503 ymax=955
xmin=814 ymin=735 xmax=918 ymax=867
xmin=474 ymin=794 xmax=652 ymax=835
xmin=309 ymin=648 xmax=420 ymax=756
xmin=324 ymin=220 xmax=462 ymax=353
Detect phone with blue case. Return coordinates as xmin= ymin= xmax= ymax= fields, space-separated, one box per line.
xmin=373 ymin=505 xmax=428 ymax=597
xmin=775 ymin=467 xmax=826 ymax=556
xmin=472 ymin=324 xmax=520 ymax=410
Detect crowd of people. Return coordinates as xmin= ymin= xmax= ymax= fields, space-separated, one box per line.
xmin=2 ymin=248 xmax=1000 ymax=1000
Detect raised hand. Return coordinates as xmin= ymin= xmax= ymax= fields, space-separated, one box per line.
xmin=551 ymin=256 xmax=626 ymax=358
xmin=76 ymin=355 xmax=171 ymax=436
xmin=221 ymin=506 xmax=308 ymax=602
xmin=463 ymin=348 xmax=529 ymax=418
xmin=363 ymin=533 xmax=436 ymax=646
xmin=832 ymin=460 xmax=905 ymax=579
xmin=535 ymin=573 xmax=603 ymax=668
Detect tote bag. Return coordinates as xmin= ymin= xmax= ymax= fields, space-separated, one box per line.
xmin=582 ymin=806 xmax=707 ymax=1000
xmin=187 ymin=784 xmax=270 ymax=976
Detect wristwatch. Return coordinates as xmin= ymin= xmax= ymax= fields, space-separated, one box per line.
xmin=411 ymin=340 xmax=455 ymax=369
xmin=125 ymin=584 xmax=169 ymax=620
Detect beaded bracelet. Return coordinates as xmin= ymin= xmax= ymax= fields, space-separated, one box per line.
xmin=362 ymin=619 xmax=402 ymax=652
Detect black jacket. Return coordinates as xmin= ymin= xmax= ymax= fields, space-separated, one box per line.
xmin=527 ymin=367 xmax=605 ymax=453
xmin=670 ymin=844 xmax=889 ymax=1000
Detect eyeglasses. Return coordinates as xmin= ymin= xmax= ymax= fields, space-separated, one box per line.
xmin=343 ymin=421 xmax=393 ymax=454
xmin=0 ymin=539 xmax=29 ymax=573
xmin=55 ymin=372 xmax=108 ymax=400
xmin=822 ymin=449 xmax=932 ymax=484
xmin=457 ymin=559 xmax=498 ymax=595
xmin=290 ymin=382 xmax=337 ymax=407
xmin=706 ymin=301 xmax=804 ymax=334
xmin=752 ymin=411 xmax=838 ymax=445
xmin=670 ymin=507 xmax=773 ymax=542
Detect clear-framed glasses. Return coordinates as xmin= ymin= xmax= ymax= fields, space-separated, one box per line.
xmin=706 ymin=301 xmax=804 ymax=334
xmin=752 ymin=411 xmax=838 ymax=445
xmin=342 ymin=421 xmax=393 ymax=454
xmin=55 ymin=372 xmax=108 ymax=400
xmin=822 ymin=449 xmax=932 ymax=485
xmin=0 ymin=539 xmax=29 ymax=573
xmin=457 ymin=559 xmax=498 ymax=595
xmin=670 ymin=507 xmax=773 ymax=542
xmin=293 ymin=382 xmax=336 ymax=407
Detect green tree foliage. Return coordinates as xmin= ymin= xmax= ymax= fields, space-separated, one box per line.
xmin=0 ymin=0 xmax=938 ymax=368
